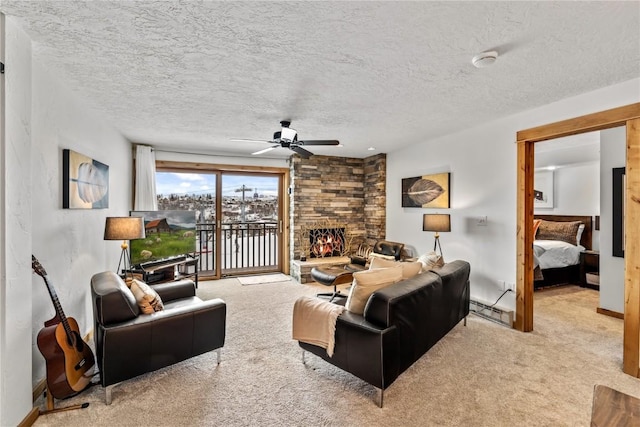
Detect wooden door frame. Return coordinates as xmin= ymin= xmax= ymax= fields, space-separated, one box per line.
xmin=155 ymin=160 xmax=291 ymax=278
xmin=516 ymin=102 xmax=640 ymax=377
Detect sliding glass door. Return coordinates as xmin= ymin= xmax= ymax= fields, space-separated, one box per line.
xmin=155 ymin=168 xmax=283 ymax=279
xmin=220 ymin=174 xmax=280 ymax=275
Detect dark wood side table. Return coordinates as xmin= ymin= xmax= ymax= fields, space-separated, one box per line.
xmin=580 ymin=250 xmax=599 ymax=290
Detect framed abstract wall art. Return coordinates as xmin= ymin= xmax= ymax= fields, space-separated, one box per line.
xmin=63 ymin=149 xmax=109 ymax=209
xmin=402 ymin=172 xmax=450 ymax=208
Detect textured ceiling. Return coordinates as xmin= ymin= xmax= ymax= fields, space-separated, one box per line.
xmin=1 ymin=1 xmax=639 ymax=159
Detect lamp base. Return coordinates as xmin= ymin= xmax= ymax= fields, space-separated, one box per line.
xmin=116 ymin=244 xmax=133 ymax=278
xmin=433 ymin=235 xmax=444 ymax=258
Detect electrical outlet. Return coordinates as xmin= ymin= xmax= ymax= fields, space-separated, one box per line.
xmin=507 ymin=282 xmax=515 ymax=291
xmin=477 ymin=216 xmax=488 ymax=226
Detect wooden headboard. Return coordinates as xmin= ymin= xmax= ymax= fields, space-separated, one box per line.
xmin=534 ymin=215 xmax=593 ymax=250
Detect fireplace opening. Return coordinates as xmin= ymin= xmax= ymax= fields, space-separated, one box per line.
xmin=309 ymin=227 xmax=345 ymax=258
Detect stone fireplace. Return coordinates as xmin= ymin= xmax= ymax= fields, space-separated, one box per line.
xmin=308 ymin=227 xmax=345 ymax=258
xmin=288 ymin=154 xmax=387 ymax=282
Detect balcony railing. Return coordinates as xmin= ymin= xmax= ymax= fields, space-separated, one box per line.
xmin=196 ymin=221 xmax=279 ymax=276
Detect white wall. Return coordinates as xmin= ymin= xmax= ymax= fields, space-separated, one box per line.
xmin=535 ymin=162 xmax=600 ymax=250
xmin=600 ymin=126 xmax=626 ymax=313
xmin=30 ymin=55 xmax=132 ymax=386
xmin=535 ymin=162 xmax=600 ymax=217
xmin=387 ymin=78 xmax=640 ymax=312
xmin=1 ymin=15 xmax=33 ymax=427
xmin=1 ymin=16 xmax=131 ymax=425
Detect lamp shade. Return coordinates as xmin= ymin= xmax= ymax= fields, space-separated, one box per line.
xmin=423 ymin=214 xmax=451 ymax=232
xmin=104 ymin=217 xmax=146 ymax=240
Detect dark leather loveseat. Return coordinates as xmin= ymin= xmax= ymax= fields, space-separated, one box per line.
xmin=298 ymin=260 xmax=470 ymax=406
xmin=90 ymin=271 xmax=226 ymax=404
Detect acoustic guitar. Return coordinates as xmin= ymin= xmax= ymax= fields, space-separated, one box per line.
xmin=32 ymin=255 xmax=95 ymax=399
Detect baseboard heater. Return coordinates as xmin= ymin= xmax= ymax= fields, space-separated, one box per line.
xmin=469 ymin=298 xmax=514 ymax=328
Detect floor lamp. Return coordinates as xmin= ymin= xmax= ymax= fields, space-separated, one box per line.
xmin=104 ymin=217 xmax=146 ymax=277
xmin=423 ymin=214 xmax=450 ymax=258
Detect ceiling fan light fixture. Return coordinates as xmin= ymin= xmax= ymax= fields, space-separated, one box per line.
xmin=281 ymin=127 xmax=297 ymax=142
xmin=472 ymin=51 xmax=498 ymax=68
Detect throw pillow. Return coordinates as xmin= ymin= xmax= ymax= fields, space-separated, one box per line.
xmin=369 ymin=257 xmax=422 ymax=279
xmin=417 ymin=251 xmax=444 ymax=272
xmin=401 ymin=261 xmax=423 ymax=279
xmin=536 ymin=220 xmax=582 ymax=246
xmin=369 ymin=252 xmax=396 ymax=262
xmin=369 ymin=257 xmax=397 ymax=270
xmin=345 ymin=265 xmax=403 ymax=315
xmin=130 ymin=279 xmax=164 ymax=314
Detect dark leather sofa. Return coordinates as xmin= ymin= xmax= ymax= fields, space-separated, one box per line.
xmin=90 ymin=271 xmax=226 ymax=404
xmin=298 ymin=260 xmax=470 ymax=406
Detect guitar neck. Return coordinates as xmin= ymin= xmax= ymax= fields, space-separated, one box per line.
xmin=41 ymin=275 xmax=74 ymax=340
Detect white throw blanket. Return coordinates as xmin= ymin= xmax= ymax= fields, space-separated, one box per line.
xmin=292 ymin=296 xmax=345 ymax=357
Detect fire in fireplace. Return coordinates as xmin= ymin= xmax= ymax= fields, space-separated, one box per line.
xmin=309 ymin=227 xmax=345 ymax=258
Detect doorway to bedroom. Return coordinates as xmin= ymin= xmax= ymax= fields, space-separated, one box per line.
xmin=516 ymin=103 xmax=640 ymax=378
xmin=533 ymin=133 xmax=600 ymax=292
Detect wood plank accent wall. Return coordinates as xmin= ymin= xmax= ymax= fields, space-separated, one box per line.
xmin=289 ymin=154 xmax=386 ymax=259
xmin=624 ymin=118 xmax=640 ymax=377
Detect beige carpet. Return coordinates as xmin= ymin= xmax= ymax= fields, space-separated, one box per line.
xmin=33 ymin=279 xmax=640 ymax=426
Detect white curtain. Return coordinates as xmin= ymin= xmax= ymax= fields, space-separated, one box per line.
xmin=134 ymin=145 xmax=158 ymax=210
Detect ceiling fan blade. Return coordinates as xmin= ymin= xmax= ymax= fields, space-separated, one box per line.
xmin=252 ymin=145 xmax=280 ymax=155
xmin=298 ymin=140 xmax=340 ymax=146
xmin=291 ymin=146 xmax=313 ymax=158
xmin=231 ymin=138 xmax=274 ymax=143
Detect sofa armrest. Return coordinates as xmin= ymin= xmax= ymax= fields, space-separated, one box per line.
xmin=299 ymin=311 xmax=400 ymax=389
xmin=151 ymin=279 xmax=195 ymax=302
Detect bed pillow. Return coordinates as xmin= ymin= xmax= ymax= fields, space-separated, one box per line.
xmin=346 ymin=265 xmax=403 ymax=315
xmin=130 ymin=279 xmax=164 ymax=314
xmin=533 ymin=219 xmax=542 ymax=237
xmin=576 ymin=223 xmax=586 ymax=246
xmin=536 ymin=220 xmax=582 ymax=246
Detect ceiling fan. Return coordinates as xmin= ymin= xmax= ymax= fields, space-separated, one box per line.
xmin=231 ymin=120 xmax=340 ymax=158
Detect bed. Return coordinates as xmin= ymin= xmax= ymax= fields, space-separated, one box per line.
xmin=533 ymin=215 xmax=593 ymax=289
